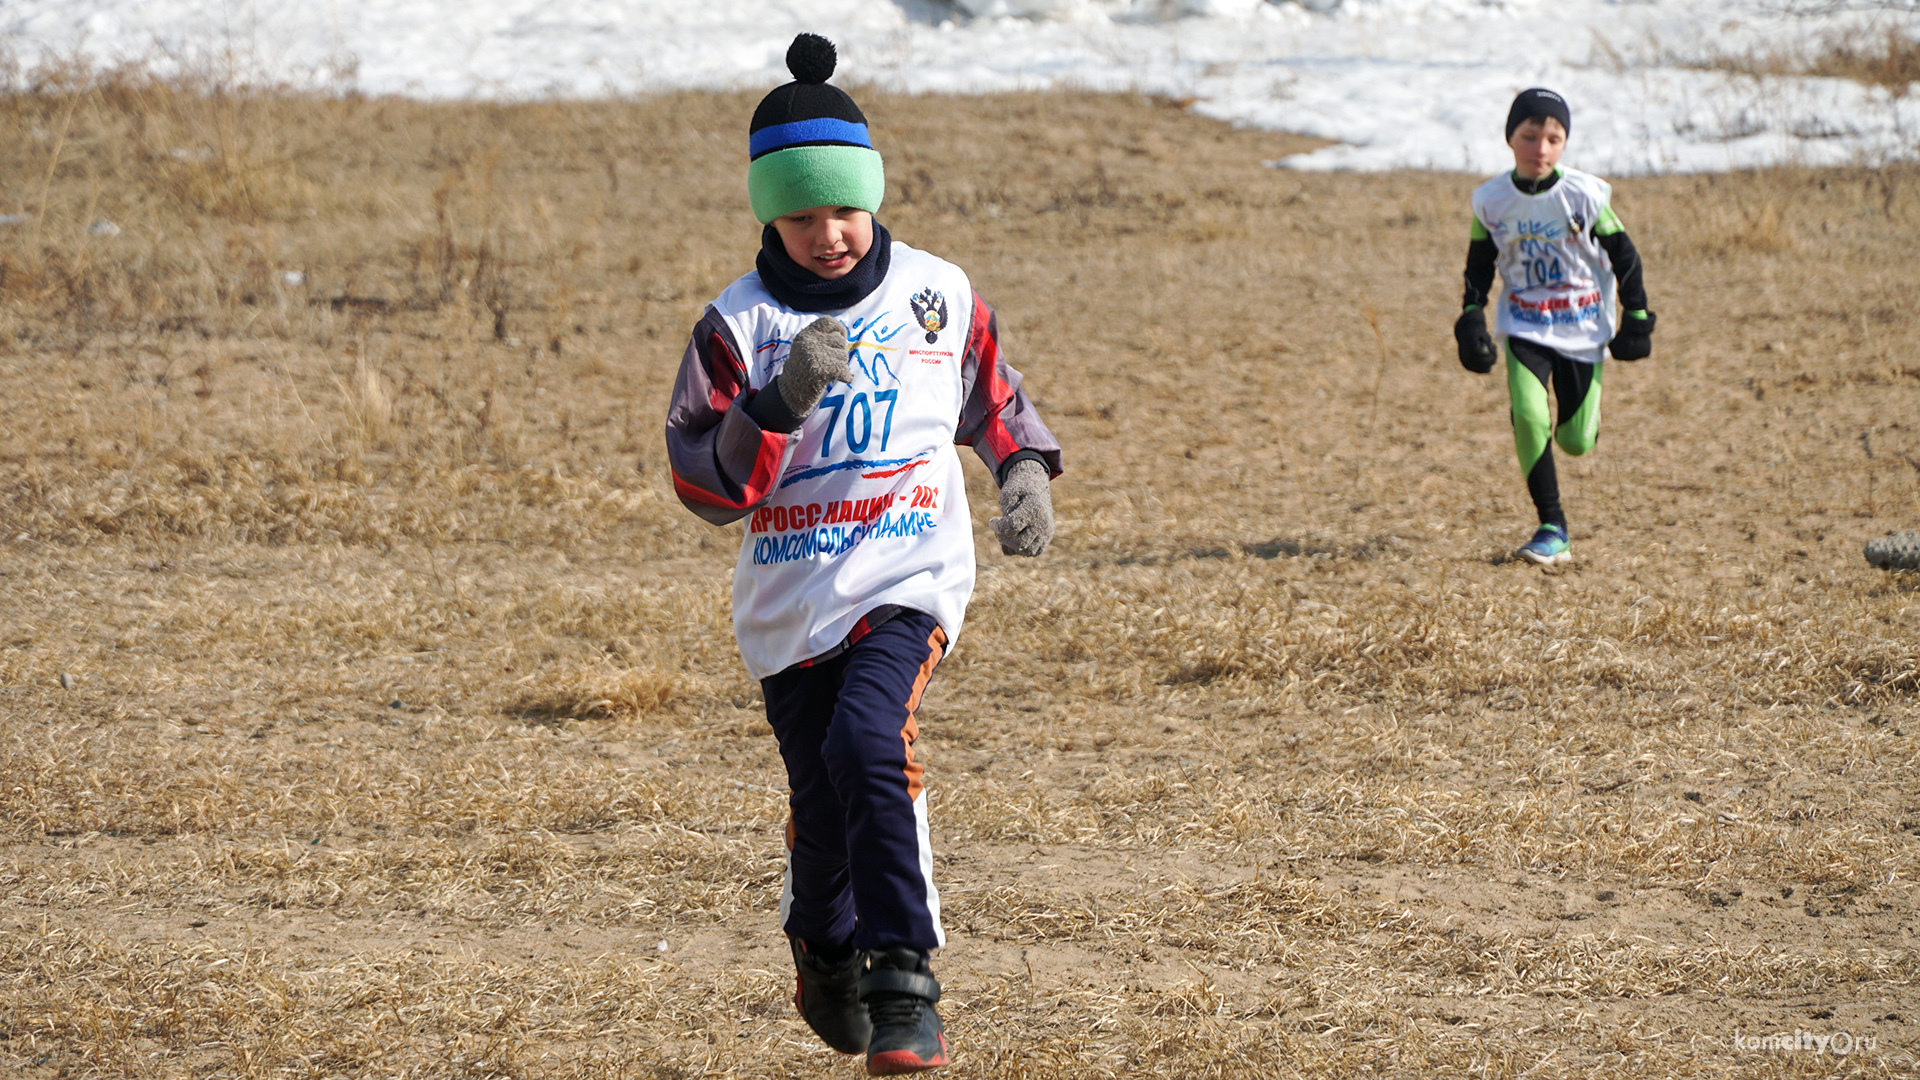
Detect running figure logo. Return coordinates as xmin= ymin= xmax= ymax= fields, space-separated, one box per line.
xmin=910 ymin=288 xmax=947 ymax=344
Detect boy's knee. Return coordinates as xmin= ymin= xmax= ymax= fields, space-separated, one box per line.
xmin=819 ymin=725 xmax=901 ymax=781
xmin=1554 ymin=424 xmax=1597 ymax=457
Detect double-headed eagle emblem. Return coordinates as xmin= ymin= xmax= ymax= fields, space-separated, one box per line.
xmin=909 ymin=288 xmax=947 ymax=344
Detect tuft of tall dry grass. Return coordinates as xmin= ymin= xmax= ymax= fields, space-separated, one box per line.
xmin=1693 ymin=26 xmax=1920 ymax=96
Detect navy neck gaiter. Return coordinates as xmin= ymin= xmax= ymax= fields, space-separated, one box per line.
xmin=756 ymin=220 xmax=893 ymax=313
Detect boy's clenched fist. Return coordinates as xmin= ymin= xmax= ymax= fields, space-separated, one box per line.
xmin=777 ymin=316 xmax=854 ymax=416
xmin=990 ymin=459 xmax=1054 ymax=557
xmin=1454 ymin=308 xmax=1497 ymax=373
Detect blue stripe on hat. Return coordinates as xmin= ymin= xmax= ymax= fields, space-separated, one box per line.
xmin=749 ymin=117 xmax=873 ymax=159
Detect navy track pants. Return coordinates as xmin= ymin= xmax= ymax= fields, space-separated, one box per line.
xmin=762 ymin=609 xmax=947 ymax=955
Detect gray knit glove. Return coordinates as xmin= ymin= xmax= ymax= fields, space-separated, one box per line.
xmin=776 ymin=316 xmax=853 ymax=417
xmin=990 ymin=458 xmax=1054 ymax=556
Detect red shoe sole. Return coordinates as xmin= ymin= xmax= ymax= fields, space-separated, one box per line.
xmin=866 ymin=1035 xmax=949 ymax=1075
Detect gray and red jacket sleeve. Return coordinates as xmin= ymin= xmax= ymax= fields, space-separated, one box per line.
xmin=666 ymin=292 xmax=1062 ymax=526
xmin=665 ymin=306 xmax=796 ymax=526
xmin=955 ymin=292 xmax=1062 ymax=484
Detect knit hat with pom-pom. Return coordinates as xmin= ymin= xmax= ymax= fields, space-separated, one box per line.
xmin=747 ymin=34 xmax=884 ymax=224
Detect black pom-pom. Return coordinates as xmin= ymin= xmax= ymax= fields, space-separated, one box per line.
xmin=787 ymin=34 xmax=837 ymax=84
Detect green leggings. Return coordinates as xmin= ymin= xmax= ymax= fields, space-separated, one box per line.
xmin=1505 ymin=339 xmax=1601 ymax=530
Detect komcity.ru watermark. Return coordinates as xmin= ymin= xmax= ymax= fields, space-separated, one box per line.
xmin=1733 ymin=1030 xmax=1877 ymax=1055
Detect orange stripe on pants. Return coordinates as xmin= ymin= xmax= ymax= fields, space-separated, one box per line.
xmin=899 ymin=625 xmax=946 ymax=803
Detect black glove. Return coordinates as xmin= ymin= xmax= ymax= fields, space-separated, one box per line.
xmin=1609 ymin=309 xmax=1656 ymax=361
xmin=1454 ymin=308 xmax=1497 ymax=373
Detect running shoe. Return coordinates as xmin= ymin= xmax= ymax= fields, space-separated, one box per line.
xmin=790 ymin=937 xmax=870 ymax=1054
xmin=1517 ymin=523 xmax=1571 ymax=565
xmin=861 ymin=948 xmax=948 ymax=1074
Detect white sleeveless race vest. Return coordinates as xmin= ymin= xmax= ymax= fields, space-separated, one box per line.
xmin=1471 ymin=166 xmax=1619 ymax=363
xmin=711 ymin=242 xmax=975 ymax=679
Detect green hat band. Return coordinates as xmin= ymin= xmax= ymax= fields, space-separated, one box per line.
xmin=748 ymin=145 xmax=885 ymax=224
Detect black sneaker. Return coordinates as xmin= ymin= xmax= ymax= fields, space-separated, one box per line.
xmin=790 ymin=937 xmax=870 ymax=1054
xmin=860 ymin=948 xmax=948 ymax=1075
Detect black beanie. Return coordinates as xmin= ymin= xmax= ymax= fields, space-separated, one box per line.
xmin=1505 ymin=88 xmax=1571 ymax=140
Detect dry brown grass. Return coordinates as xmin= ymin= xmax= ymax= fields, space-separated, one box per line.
xmin=1691 ymin=26 xmax=1920 ymax=97
xmin=1 ymin=64 xmax=1918 ymax=1077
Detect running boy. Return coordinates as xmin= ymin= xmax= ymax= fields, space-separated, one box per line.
xmin=1454 ymin=88 xmax=1656 ymax=565
xmin=664 ymin=34 xmax=1062 ymax=1075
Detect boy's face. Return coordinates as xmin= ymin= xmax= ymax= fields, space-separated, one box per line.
xmin=1508 ymin=116 xmax=1566 ymax=179
xmin=772 ymin=206 xmax=873 ymax=279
